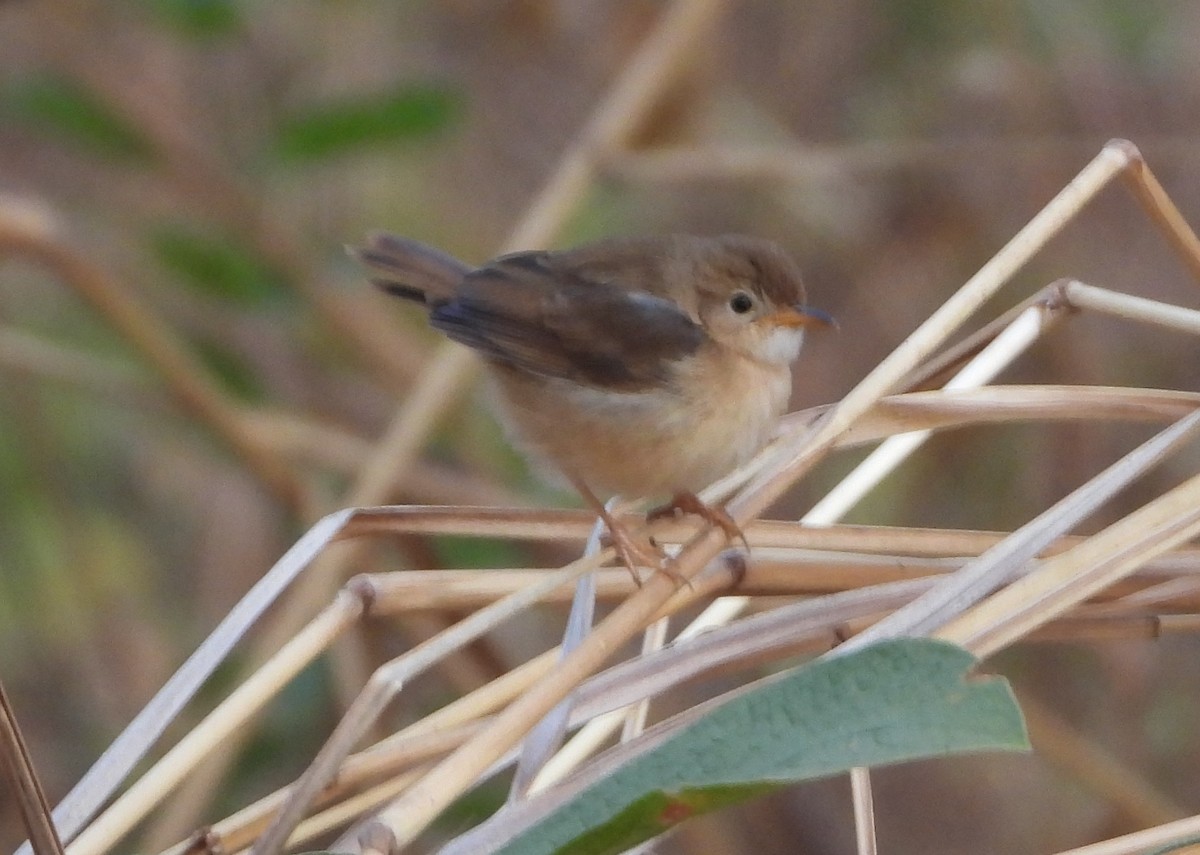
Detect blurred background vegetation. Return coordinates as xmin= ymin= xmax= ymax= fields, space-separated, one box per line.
xmin=2 ymin=1 xmax=1200 ymax=853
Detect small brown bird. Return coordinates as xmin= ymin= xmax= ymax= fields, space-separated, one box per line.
xmin=356 ymin=233 xmax=830 ymax=573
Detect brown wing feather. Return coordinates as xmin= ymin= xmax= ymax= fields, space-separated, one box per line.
xmin=430 ymin=247 xmax=706 ymax=391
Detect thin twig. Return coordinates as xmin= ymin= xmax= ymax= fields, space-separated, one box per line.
xmin=850 ymin=767 xmax=877 ymax=855
xmin=1051 ymin=815 xmax=1200 ymax=855
xmin=0 ymin=682 xmax=64 ymax=855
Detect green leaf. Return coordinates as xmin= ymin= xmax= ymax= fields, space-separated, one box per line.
xmin=274 ymin=85 xmax=459 ymax=162
xmin=465 ymin=639 xmax=1028 ymax=855
xmin=1 ymin=76 xmax=149 ymax=160
xmin=141 ymin=0 xmax=243 ymax=38
xmin=149 ymin=226 xmax=287 ymax=306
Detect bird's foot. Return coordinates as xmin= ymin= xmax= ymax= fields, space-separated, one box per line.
xmin=646 ymin=492 xmax=749 ymax=551
xmin=600 ymin=520 xmax=669 ymax=585
xmin=570 ymin=477 xmax=686 ymax=586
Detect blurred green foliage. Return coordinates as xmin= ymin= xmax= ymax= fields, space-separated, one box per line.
xmin=149 ymin=226 xmax=289 ymax=306
xmin=274 ymin=85 xmax=460 ymax=162
xmin=193 ymin=338 xmax=267 ymax=402
xmin=1 ymin=74 xmax=150 ymax=160
xmin=431 ymin=535 xmax=526 ymax=571
xmin=141 ymin=0 xmax=244 ymax=39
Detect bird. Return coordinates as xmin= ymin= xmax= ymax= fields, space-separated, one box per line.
xmin=355 ymin=232 xmax=831 ymax=576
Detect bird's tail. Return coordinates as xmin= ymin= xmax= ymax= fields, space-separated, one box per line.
xmin=351 ymin=232 xmax=470 ymax=304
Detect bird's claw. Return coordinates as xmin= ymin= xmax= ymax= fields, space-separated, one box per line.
xmin=601 ymin=524 xmax=669 ymax=585
xmin=646 ymin=492 xmax=749 ymax=551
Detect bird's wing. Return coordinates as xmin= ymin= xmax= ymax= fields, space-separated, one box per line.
xmin=430 ymin=249 xmax=706 ymax=391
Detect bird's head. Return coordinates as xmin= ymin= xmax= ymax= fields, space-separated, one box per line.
xmin=691 ymin=235 xmax=833 ymax=365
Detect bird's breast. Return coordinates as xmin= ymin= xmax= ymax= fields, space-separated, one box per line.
xmin=488 ymin=346 xmax=793 ymax=499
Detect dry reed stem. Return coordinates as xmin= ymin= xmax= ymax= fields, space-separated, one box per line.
xmin=1061 ymin=281 xmax=1200 ymax=333
xmin=508 ymin=520 xmax=606 ymax=802
xmin=944 ymin=463 xmax=1200 ymax=657
xmin=0 ymin=325 xmax=154 ymax=403
xmin=389 ymin=651 xmax=559 ymax=744
xmin=1090 ymin=576 xmax=1200 ymax=614
xmin=0 ymin=205 xmax=307 ymax=509
xmin=843 ymin=411 xmax=1200 ymax=652
xmin=289 ymin=769 xmax=429 ymax=854
xmin=0 ymin=683 xmax=64 ymax=855
xmin=335 ymin=490 xmax=1200 ymax=556
xmin=1118 ymin=143 xmax=1200 ymax=284
xmin=45 ymin=507 xmax=353 ymax=852
xmin=68 ymin=591 xmax=364 ymax=855
xmin=1021 ymin=694 xmax=1185 ymax=828
xmin=618 ymin=616 xmax=670 ymax=744
xmin=604 ymin=136 xmax=1200 ymax=186
xmin=246 ymin=550 xmax=613 ymax=855
xmin=332 ymin=560 xmax=1200 ymax=611
xmin=809 ymin=301 xmax=1063 ymax=523
xmin=851 ymin=767 xmax=877 ymax=855
xmin=836 ymin=386 xmax=1200 ymax=441
xmin=35 ymin=4 xmax=426 ymax=388
xmin=1052 ymin=815 xmax=1200 ymax=855
xmin=164 ymin=725 xmax=470 ymax=855
xmin=732 ymin=141 xmax=1140 ymax=527
xmin=527 ymin=609 xmax=673 ymax=801
xmin=898 ymin=285 xmax=1069 ymax=391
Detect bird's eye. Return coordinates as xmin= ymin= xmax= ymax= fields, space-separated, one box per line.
xmin=729 ymin=291 xmax=755 ymax=314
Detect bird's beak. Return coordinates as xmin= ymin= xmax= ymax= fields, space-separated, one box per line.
xmin=767 ymin=304 xmax=837 ymax=330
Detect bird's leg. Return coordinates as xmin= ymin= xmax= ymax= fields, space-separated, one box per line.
xmin=646 ymin=491 xmax=750 ymax=551
xmin=567 ymin=476 xmax=665 ymax=584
